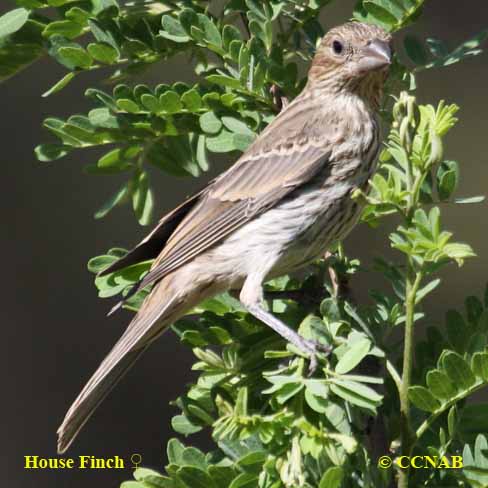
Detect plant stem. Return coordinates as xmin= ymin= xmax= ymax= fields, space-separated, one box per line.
xmin=398 ymin=269 xmax=423 ymax=488
xmin=410 ymin=172 xmax=426 ymax=211
xmin=397 ymin=101 xmax=421 ymax=487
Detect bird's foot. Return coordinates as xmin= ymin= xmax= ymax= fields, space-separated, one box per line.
xmin=298 ymin=338 xmax=332 ymax=375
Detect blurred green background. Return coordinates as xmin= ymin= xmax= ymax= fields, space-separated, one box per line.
xmin=2 ymin=0 xmax=487 ymax=486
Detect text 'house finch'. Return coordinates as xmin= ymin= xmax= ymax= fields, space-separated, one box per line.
xmin=57 ymin=21 xmax=393 ymax=453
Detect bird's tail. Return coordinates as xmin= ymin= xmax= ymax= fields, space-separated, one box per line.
xmin=57 ymin=269 xmax=214 ymax=454
xmin=56 ymin=342 xmax=149 ymax=454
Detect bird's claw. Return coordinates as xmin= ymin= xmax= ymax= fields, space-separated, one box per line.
xmin=301 ymin=339 xmax=332 ymax=376
xmin=308 ymin=354 xmax=319 ymax=375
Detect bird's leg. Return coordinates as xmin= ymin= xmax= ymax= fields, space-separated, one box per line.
xmin=239 ymin=274 xmax=331 ymax=373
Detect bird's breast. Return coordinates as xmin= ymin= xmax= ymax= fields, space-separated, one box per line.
xmin=202 ymin=101 xmax=382 ymax=282
xmin=273 ymin=111 xmax=381 ymax=272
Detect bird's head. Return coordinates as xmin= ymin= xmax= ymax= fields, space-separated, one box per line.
xmin=308 ymin=22 xmax=393 ymax=106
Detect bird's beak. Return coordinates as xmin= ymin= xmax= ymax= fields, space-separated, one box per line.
xmin=358 ymin=39 xmax=392 ymax=72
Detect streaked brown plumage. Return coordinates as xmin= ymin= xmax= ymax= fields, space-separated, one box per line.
xmin=57 ymin=22 xmax=393 ymax=453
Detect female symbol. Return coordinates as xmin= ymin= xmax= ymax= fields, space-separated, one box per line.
xmin=130 ymin=453 xmax=142 ymax=469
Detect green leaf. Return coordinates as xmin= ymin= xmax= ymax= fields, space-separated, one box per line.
xmin=116 ymin=98 xmax=140 ymax=113
xmin=180 ymin=447 xmax=207 ymax=469
xmin=426 ymin=369 xmax=457 ymax=401
xmin=181 ymin=89 xmax=202 ymax=112
xmin=177 ymin=466 xmax=216 ymax=488
xmin=223 ymin=24 xmax=241 ymax=50
xmin=228 ymin=39 xmax=242 ymax=62
xmin=319 ymin=466 xmax=344 ymax=488
xmin=0 ymin=35 xmax=44 ymax=82
xmin=305 ymin=380 xmax=331 ymax=403
xmin=206 ymin=130 xmax=236 ymax=153
xmin=207 ymin=74 xmax=242 ymax=89
xmin=415 ymin=279 xmax=441 ymax=304
xmin=235 ymin=387 xmax=248 ymax=416
xmin=167 ymin=438 xmax=185 ymax=464
xmin=134 ymin=468 xmax=172 ymax=487
xmin=132 ymin=172 xmax=154 ymax=226
xmin=43 ymin=117 xmax=83 ymax=146
xmin=233 ymin=133 xmax=254 ymax=152
xmin=187 ymin=404 xmax=214 ymax=425
xmin=196 ymin=13 xmax=222 ymax=47
xmin=335 ymin=338 xmax=371 ymax=375
xmin=363 ymin=1 xmax=400 ymax=27
xmin=229 ymin=473 xmax=258 ymax=488
xmin=161 ymin=15 xmax=190 ymax=42
xmin=208 ymin=466 xmax=236 ymax=487
xmin=221 ymin=116 xmax=255 ymax=137
xmin=472 ymin=352 xmax=488 ymax=381
xmin=178 ymin=8 xmax=198 ymax=34
xmin=443 ymin=242 xmax=476 ymax=264
xmin=85 ymin=88 xmax=116 ymax=109
xmin=454 ymin=196 xmax=485 ymax=204
xmin=140 ymin=94 xmax=161 ymax=112
xmin=442 ymin=351 xmax=477 ymax=391
xmin=448 ymin=405 xmax=457 ymax=437
xmin=171 ymin=415 xmax=202 ymax=435
xmin=408 ymin=385 xmax=440 ymax=412
xmin=330 ymin=379 xmax=382 ymax=411
xmin=97 ymin=146 xmax=139 ymax=170
xmin=65 ymin=6 xmax=90 ymax=25
xmin=0 ymin=8 xmax=29 ymax=38
xmin=199 ymin=112 xmax=222 ymax=134
xmin=120 ymin=482 xmax=146 ymax=488
xmin=237 ymin=450 xmax=266 ymax=469
xmin=35 ymin=143 xmax=71 ymax=161
xmin=305 ymin=388 xmax=328 ymax=413
xmin=438 ymin=170 xmax=457 ymax=201
xmin=57 ymin=46 xmax=92 ymax=69
xmin=87 ymin=255 xmax=118 ymax=274
xmin=437 ymin=160 xmax=459 ymax=201
xmin=159 ymin=90 xmax=182 ymax=113
xmin=88 ymin=107 xmax=119 ymax=128
xmin=88 ymin=18 xmax=119 ymax=52
xmin=94 ymin=184 xmax=129 ymax=219
xmin=92 ymin=251 xmax=128 ymax=271
xmin=42 ymin=72 xmax=76 ymax=97
xmin=426 ymin=29 xmax=488 ymax=69
xmin=196 ymin=135 xmax=209 ymax=171
xmin=43 ymin=20 xmax=83 ymax=39
xmin=463 ymin=435 xmax=488 ymax=486
xmin=273 ymin=382 xmax=304 ymax=404
xmin=87 ymin=42 xmax=118 ymax=64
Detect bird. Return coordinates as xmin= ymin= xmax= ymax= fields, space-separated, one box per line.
xmin=57 ymin=21 xmax=393 ymax=454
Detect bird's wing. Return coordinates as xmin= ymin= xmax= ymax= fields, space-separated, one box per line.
xmin=98 ymin=188 xmax=206 ymax=277
xmin=133 ymin=104 xmax=331 ymax=291
xmin=105 ymin=96 xmax=332 ymax=309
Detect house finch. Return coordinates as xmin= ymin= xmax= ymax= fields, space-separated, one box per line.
xmin=58 ymin=21 xmax=392 ymax=453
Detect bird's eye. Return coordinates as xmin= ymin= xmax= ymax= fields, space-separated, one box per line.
xmin=332 ymin=40 xmax=344 ymax=55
